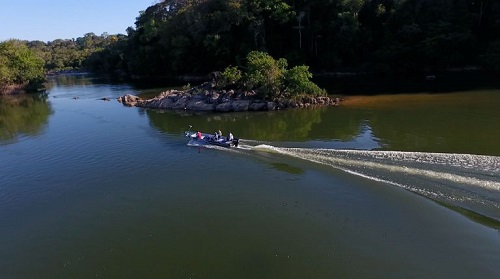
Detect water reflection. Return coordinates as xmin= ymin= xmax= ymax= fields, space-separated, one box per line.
xmin=142 ymin=89 xmax=500 ymax=156
xmin=45 ymin=73 xmax=95 ymax=89
xmin=343 ymin=92 xmax=500 ymax=155
xmin=270 ymin=162 xmax=304 ymax=175
xmin=0 ymin=94 xmax=53 ymax=144
xmin=45 ymin=74 xmax=136 ymax=100
xmin=145 ymin=108 xmax=352 ymax=143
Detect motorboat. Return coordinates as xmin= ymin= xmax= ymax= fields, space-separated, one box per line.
xmin=184 ymin=126 xmax=239 ymax=148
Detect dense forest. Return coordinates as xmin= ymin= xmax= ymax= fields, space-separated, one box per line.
xmin=25 ymin=33 xmax=128 ymax=73
xmin=112 ymin=0 xmax=500 ymax=77
xmin=0 ymin=33 xmax=125 ymax=93
xmin=2 ymin=0 xmax=500 ymax=92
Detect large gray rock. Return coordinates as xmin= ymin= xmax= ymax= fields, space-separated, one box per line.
xmin=249 ymin=100 xmax=267 ymax=111
xmin=187 ymin=100 xmax=215 ymax=111
xmin=158 ymin=97 xmax=174 ymax=109
xmin=267 ymin=101 xmax=276 ymax=110
xmin=171 ymin=96 xmax=190 ymax=109
xmin=207 ymin=92 xmax=220 ymax=104
xmin=232 ymin=100 xmax=250 ymax=111
xmin=118 ymin=86 xmax=339 ymax=111
xmin=216 ymin=102 xmax=233 ymax=112
xmin=118 ymin=94 xmax=142 ymax=107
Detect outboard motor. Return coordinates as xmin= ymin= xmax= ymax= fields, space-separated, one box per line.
xmin=233 ymin=138 xmax=239 ymax=147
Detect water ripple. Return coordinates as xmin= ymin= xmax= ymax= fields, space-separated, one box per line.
xmin=250 ymin=145 xmax=500 ymax=222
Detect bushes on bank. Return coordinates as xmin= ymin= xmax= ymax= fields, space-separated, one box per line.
xmin=0 ymin=40 xmax=45 ymax=92
xmin=219 ymin=66 xmax=242 ymax=89
xmin=219 ymin=51 xmax=325 ymax=100
xmin=283 ymin=65 xmax=324 ymax=97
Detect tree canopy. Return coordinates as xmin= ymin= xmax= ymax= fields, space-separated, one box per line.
xmin=4 ymin=0 xmax=500 ymax=89
xmin=217 ymin=51 xmax=325 ymax=99
xmin=26 ymin=32 xmax=127 ymax=73
xmin=117 ymin=0 xmax=500 ymax=76
xmin=0 ymin=40 xmax=45 ymax=92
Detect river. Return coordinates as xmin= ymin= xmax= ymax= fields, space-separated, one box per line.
xmin=1 ymin=73 xmax=499 ymax=278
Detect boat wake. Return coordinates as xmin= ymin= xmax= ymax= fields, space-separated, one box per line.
xmin=242 ymin=142 xmax=500 ymax=225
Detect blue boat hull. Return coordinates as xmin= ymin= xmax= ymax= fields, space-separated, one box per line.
xmin=185 ymin=131 xmax=239 ymax=148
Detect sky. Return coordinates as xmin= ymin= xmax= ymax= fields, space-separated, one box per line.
xmin=0 ymin=0 xmax=158 ymax=42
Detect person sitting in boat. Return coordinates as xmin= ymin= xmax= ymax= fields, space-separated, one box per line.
xmin=214 ymin=131 xmax=219 ymax=140
xmin=218 ymin=130 xmax=222 ymax=138
xmin=197 ymin=131 xmax=202 ymax=139
xmin=228 ymin=132 xmax=234 ymax=141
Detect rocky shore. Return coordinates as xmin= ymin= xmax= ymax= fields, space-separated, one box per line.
xmin=118 ymin=82 xmax=339 ymax=112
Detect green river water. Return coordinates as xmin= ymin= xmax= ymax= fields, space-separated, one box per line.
xmin=1 ymin=73 xmax=499 ymax=278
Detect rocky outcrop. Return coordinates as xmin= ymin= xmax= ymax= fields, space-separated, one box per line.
xmin=118 ymin=82 xmax=341 ymax=112
xmin=118 ymin=94 xmax=142 ymax=107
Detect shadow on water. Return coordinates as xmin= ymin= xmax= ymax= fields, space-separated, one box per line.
xmin=438 ymin=202 xmax=500 ymax=230
xmin=0 ymin=93 xmax=53 ymax=144
xmin=144 ymin=92 xmax=500 ymax=156
xmin=270 ymin=162 xmax=304 ymax=175
xmin=314 ymin=70 xmax=500 ymax=95
xmin=144 ymin=108 xmax=332 ymax=142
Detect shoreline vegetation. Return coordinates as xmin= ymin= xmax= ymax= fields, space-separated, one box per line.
xmin=0 ymin=40 xmax=45 ymax=95
xmin=118 ymin=81 xmax=340 ymax=112
xmin=2 ymin=1 xmax=500 ymax=97
xmin=118 ymin=51 xmax=339 ymax=112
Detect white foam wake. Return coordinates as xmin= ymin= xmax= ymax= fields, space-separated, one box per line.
xmin=250 ymin=144 xmax=500 ymax=220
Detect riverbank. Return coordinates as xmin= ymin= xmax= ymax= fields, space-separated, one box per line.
xmin=0 ymin=84 xmax=28 ymax=95
xmin=1 ymin=81 xmax=48 ymax=95
xmin=118 ymin=82 xmax=339 ymax=112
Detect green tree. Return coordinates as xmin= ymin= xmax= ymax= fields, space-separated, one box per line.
xmin=25 ymin=0 xmax=499 ymax=78
xmin=244 ymin=51 xmax=287 ymax=98
xmin=283 ymin=65 xmax=325 ymax=97
xmin=0 ymin=40 xmax=45 ymax=91
xmin=219 ymin=66 xmax=242 ymax=88
xmin=218 ymin=51 xmax=324 ymax=99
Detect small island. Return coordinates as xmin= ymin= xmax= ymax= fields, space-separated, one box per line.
xmin=118 ymin=82 xmax=339 ymax=112
xmin=118 ymin=51 xmax=339 ymax=112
